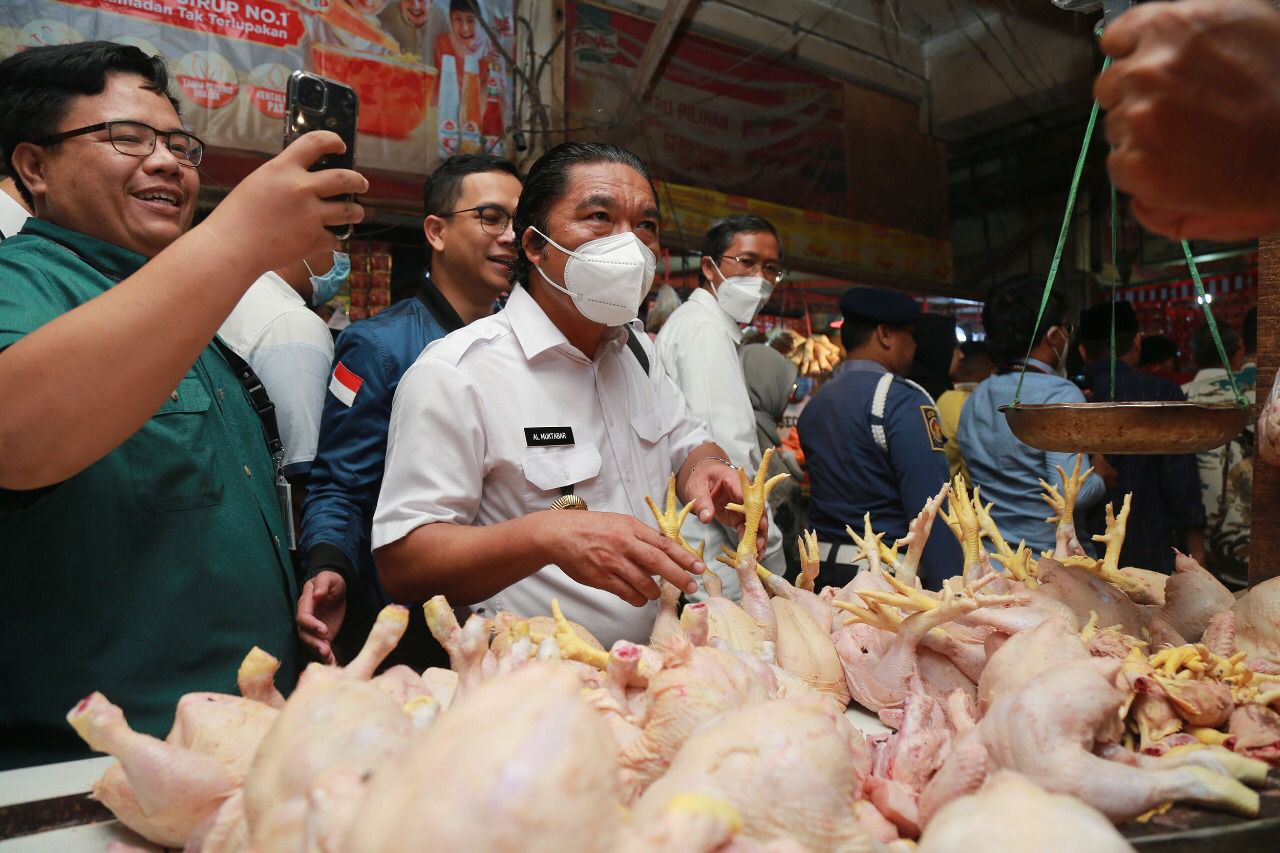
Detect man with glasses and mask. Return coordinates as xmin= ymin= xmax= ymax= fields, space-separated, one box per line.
xmin=799 ymin=288 xmax=962 ymax=591
xmin=656 ymin=214 xmax=789 ymax=596
xmin=296 ymin=153 xmax=521 ymax=665
xmin=0 ymin=42 xmax=366 ymax=768
xmin=372 ymin=142 xmax=757 ymax=648
xmin=957 ymin=274 xmax=1110 ymax=558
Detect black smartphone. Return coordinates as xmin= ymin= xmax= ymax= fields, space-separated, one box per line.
xmin=283 ymin=70 xmax=359 ymax=239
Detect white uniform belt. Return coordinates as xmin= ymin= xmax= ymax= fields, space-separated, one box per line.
xmin=817 ymin=541 xmax=865 ymax=566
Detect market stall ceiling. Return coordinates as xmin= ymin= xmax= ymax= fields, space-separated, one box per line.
xmin=604 ymin=0 xmax=1098 ymax=140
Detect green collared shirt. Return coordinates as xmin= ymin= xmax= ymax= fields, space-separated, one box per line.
xmin=0 ymin=219 xmax=300 ymax=770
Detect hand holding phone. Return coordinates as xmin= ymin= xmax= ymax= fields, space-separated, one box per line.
xmin=284 ymin=71 xmax=360 ymax=239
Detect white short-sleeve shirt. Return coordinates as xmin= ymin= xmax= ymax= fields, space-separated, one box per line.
xmin=217 ymin=271 xmax=335 ymax=476
xmin=372 ymin=285 xmax=714 ymax=647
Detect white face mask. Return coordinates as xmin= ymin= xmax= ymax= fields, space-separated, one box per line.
xmin=530 ymin=227 xmax=656 ymax=326
xmin=707 ymin=257 xmax=775 ymax=324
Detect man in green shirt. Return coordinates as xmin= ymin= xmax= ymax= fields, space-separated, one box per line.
xmin=0 ymin=42 xmax=367 ymax=769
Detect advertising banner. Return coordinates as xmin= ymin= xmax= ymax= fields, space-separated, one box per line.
xmin=567 ymin=0 xmax=849 ymax=217
xmin=0 ymin=0 xmax=515 ymax=178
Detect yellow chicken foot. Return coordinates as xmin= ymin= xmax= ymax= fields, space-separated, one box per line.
xmin=1040 ymin=454 xmax=1094 ymax=559
xmin=846 ymin=513 xmax=886 ymax=576
xmin=645 ymin=474 xmax=705 ymax=560
xmin=941 ymin=476 xmax=984 ymax=579
xmin=722 ymin=448 xmax=789 ymax=567
xmin=797 ymin=530 xmax=821 ymax=592
xmin=992 ymin=539 xmax=1038 ymax=587
xmin=551 ymin=599 xmax=609 ymax=670
xmin=857 ymin=567 xmax=940 ymax=614
xmin=832 ymin=597 xmax=903 ymax=632
xmin=891 ymin=482 xmax=949 ymax=588
xmin=1090 ymin=492 xmax=1134 ymax=582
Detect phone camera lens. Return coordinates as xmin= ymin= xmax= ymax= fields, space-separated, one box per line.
xmin=298 ymin=77 xmax=326 ymax=111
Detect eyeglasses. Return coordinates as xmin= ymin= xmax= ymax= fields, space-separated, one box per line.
xmin=441 ymin=205 xmax=512 ymax=236
xmin=34 ymin=120 xmax=204 ymax=167
xmin=719 ymin=254 xmax=787 ymax=285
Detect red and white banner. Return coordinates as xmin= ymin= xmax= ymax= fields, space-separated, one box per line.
xmin=0 ymin=0 xmax=515 ymax=179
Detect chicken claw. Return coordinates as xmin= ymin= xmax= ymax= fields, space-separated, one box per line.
xmin=722 ymin=448 xmax=789 ymax=567
xmin=941 ymin=476 xmax=983 ymax=577
xmin=1041 ymin=454 xmax=1094 ymax=559
xmin=551 ymin=598 xmax=609 ymax=670
xmin=845 ymin=513 xmax=886 ymax=576
xmin=892 ymin=482 xmax=949 ymax=587
xmin=645 ymin=475 xmax=704 ymax=560
xmin=797 ymin=530 xmax=821 ymax=592
xmin=832 ymin=596 xmax=903 ymax=631
xmin=1090 ymin=493 xmax=1134 ymax=582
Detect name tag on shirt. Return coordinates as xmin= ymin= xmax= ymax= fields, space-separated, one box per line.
xmin=524 ymin=426 xmax=575 ymax=447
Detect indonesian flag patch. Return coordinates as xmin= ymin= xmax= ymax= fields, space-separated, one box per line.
xmin=329 ymin=361 xmax=364 ymax=407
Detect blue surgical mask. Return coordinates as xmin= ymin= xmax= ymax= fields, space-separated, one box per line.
xmin=304 ymin=251 xmax=351 ymax=306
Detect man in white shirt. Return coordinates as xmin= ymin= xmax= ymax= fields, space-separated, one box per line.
xmin=372 ymin=142 xmax=755 ymax=647
xmin=0 ymin=177 xmax=30 ymax=239
xmin=218 ymin=247 xmax=340 ymax=480
xmin=656 ymin=214 xmax=788 ymax=596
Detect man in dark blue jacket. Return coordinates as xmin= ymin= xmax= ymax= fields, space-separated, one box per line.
xmin=296 ymin=154 xmax=522 ymax=664
xmin=799 ymin=288 xmax=962 ymax=590
xmin=1078 ymin=300 xmax=1205 ymax=573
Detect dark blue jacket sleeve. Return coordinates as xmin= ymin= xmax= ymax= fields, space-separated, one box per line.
xmin=886 ymin=385 xmax=963 ymax=588
xmin=298 ymin=324 xmax=393 ymax=585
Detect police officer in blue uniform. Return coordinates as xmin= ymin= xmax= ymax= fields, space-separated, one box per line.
xmin=798 ymin=287 xmax=961 ymax=590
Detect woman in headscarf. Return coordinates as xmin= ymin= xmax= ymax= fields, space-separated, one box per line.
xmin=740 ymin=343 xmax=806 ymax=578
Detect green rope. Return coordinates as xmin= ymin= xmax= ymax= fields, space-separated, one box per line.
xmin=1182 ymin=240 xmax=1248 ymax=407
xmin=1109 ymin=179 xmax=1118 ymax=400
xmin=1012 ymin=59 xmax=1109 ymax=405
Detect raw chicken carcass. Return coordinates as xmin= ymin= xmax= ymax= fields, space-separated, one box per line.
xmin=920 ymin=659 xmax=1262 ymax=825
xmin=1232 ymin=576 xmax=1280 ymax=666
xmin=976 ymin=617 xmax=1089 ymax=713
xmin=66 ymin=648 xmax=284 ymax=848
xmin=632 ymin=696 xmax=878 ymax=851
xmin=919 ymin=771 xmax=1135 ymax=853
xmin=834 ymin=575 xmax=1011 ymax=722
xmin=1034 ymin=559 xmax=1143 ymax=638
xmin=244 ymin=606 xmax=416 ymax=852
xmin=344 ymin=663 xmax=623 ymax=853
xmin=617 ymin=635 xmax=779 ymax=800
xmin=68 ymin=693 xmax=256 ymax=848
xmin=865 ymin=680 xmax=952 ymax=836
xmin=1160 ymin=552 xmax=1235 ymax=643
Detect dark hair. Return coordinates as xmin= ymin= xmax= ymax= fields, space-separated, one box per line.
xmin=982 ymin=274 xmax=1065 ymax=366
xmin=450 ymin=0 xmax=480 ymax=12
xmin=1080 ymin=330 xmax=1139 ymax=362
xmin=0 ymin=42 xmax=180 ymax=206
xmin=510 ymin=142 xmax=658 ymax=288
xmin=840 ymin=317 xmax=879 ymax=351
xmin=1192 ymin=321 xmax=1240 ymax=370
xmin=955 ymin=341 xmax=995 ymax=382
xmin=1139 ymin=334 xmax=1179 ymax=368
xmin=422 ymin=153 xmax=522 ymax=263
xmin=699 ymin=214 xmax=782 ymax=288
xmin=1243 ymin=305 xmax=1257 ymax=356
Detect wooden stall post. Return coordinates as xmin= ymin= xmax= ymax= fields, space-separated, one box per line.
xmin=1250 ymin=236 xmax=1280 ymax=586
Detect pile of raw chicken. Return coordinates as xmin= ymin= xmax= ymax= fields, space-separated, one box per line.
xmin=71 ymin=453 xmax=1280 ymax=852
